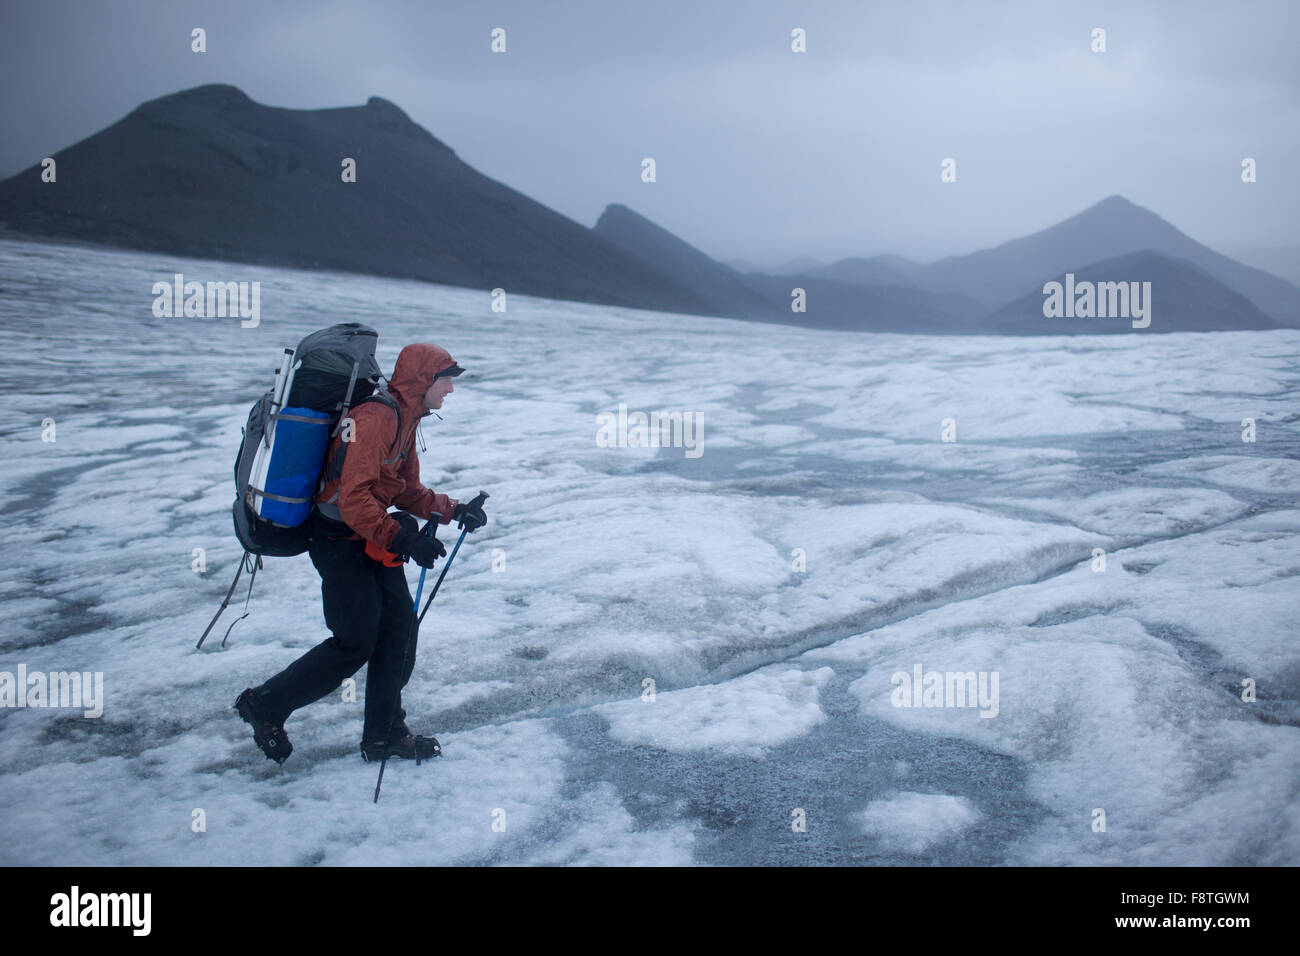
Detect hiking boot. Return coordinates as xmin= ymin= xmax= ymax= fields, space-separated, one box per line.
xmin=234 ymin=688 xmax=293 ymax=764
xmin=360 ymin=733 xmax=441 ymax=763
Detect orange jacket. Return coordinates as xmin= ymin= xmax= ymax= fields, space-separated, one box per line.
xmin=316 ymin=343 xmax=459 ymax=549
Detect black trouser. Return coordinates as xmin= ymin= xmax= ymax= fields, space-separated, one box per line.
xmin=253 ymin=515 xmax=418 ymax=744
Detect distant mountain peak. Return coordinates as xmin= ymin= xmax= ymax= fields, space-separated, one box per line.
xmin=1071 ymin=194 xmax=1169 ymax=228
xmin=137 ymin=83 xmax=254 ymax=113
xmin=595 ymin=203 xmax=676 ymax=239
xmin=598 ymin=203 xmax=648 ymax=224
xmin=365 ymin=96 xmax=412 ymax=125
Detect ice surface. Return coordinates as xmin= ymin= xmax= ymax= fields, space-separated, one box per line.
xmin=1 ymin=237 xmax=1297 ymax=865
xmin=975 ymin=486 xmax=1247 ymax=539
xmin=1145 ymin=454 xmax=1300 ymax=493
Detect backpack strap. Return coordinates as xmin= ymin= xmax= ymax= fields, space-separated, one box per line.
xmin=370 ymin=391 xmax=407 ymax=465
xmin=350 ymin=390 xmax=403 ymax=454
xmin=331 ymin=360 xmax=363 ymax=438
xmin=317 ymin=390 xmax=405 ymax=514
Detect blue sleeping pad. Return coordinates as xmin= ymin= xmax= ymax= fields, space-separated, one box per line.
xmin=260 ymin=406 xmax=332 ymax=527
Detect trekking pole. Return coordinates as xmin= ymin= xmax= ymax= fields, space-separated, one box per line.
xmin=416 ymin=491 xmax=486 ymax=625
xmin=411 ymin=541 xmax=432 ymax=613
xmin=373 ymin=501 xmax=479 ymax=803
xmin=418 ymin=528 xmax=468 ymax=624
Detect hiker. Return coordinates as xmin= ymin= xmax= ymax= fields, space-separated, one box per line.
xmin=235 ymin=343 xmax=488 ymax=765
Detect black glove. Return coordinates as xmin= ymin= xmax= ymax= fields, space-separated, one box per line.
xmin=386 ymin=512 xmax=420 ymax=563
xmin=391 ymin=527 xmax=446 ymax=569
xmin=453 ymin=491 xmax=489 ymax=533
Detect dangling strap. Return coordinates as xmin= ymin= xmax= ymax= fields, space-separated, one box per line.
xmin=221 ymin=553 xmax=263 ymax=648
xmin=195 ymin=551 xmax=262 ymax=650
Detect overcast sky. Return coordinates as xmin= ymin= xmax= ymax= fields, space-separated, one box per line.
xmin=1 ymin=0 xmax=1296 ymax=266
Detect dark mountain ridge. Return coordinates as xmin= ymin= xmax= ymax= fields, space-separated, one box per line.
xmin=2 ymin=85 xmax=1295 ymax=334
xmin=0 ymin=84 xmax=714 ymax=316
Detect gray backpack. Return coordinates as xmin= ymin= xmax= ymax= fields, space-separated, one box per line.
xmin=199 ymin=323 xmax=383 ymax=648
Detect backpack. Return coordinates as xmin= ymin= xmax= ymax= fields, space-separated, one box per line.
xmin=198 ymin=323 xmax=385 ymax=649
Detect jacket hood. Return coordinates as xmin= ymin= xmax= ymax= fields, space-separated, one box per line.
xmin=388 ymin=343 xmax=457 ymax=416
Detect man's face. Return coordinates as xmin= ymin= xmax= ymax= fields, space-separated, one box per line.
xmin=422 ymin=374 xmax=454 ymax=411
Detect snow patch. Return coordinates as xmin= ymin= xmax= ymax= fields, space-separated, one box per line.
xmin=595 ymin=666 xmax=835 ymax=757
xmin=855 ymin=792 xmax=979 ymax=853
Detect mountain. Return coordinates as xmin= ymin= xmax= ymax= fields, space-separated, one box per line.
xmin=805 ymin=254 xmax=925 ymax=286
xmin=1222 ymin=245 xmax=1300 ymax=289
xmin=594 ymin=203 xmax=987 ymax=331
xmin=0 ymin=84 xmax=715 ymax=316
xmin=702 ymin=197 xmax=1297 ymax=333
xmin=736 ymin=271 xmax=988 ymax=332
xmin=983 ymin=250 xmax=1280 ymax=334
xmin=917 ymin=195 xmax=1300 ymax=324
xmin=765 ymin=256 xmax=825 ymax=275
xmin=594 ymin=203 xmax=786 ymax=322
